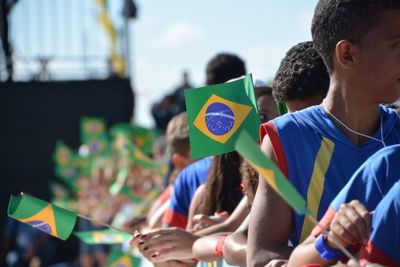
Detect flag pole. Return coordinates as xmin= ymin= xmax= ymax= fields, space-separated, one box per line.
xmin=77 ymin=213 xmax=130 ymax=234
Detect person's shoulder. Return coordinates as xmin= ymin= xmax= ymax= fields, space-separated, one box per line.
xmin=371 ymin=144 xmax=400 ymax=161
xmin=271 ymin=105 xmax=323 ymax=131
xmin=174 ymin=157 xmax=212 ymax=184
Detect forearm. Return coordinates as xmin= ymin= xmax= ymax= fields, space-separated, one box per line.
xmin=287 ymin=238 xmax=337 ymax=267
xmin=196 ymin=197 xmax=248 ymax=236
xmin=148 ymin=201 xmax=170 ymax=229
xmin=192 ymin=233 xmax=230 ymax=262
xmin=223 ymin=232 xmax=247 ymax=267
xmin=248 ymin=245 xmax=293 ymax=267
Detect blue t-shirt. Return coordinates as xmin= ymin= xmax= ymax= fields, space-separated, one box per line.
xmin=332 ymin=144 xmax=400 ymax=211
xmin=162 ymin=157 xmax=212 ymax=228
xmin=359 ymin=181 xmax=400 ymax=266
xmin=261 ymin=105 xmax=400 ymax=245
xmin=312 ymin=144 xmax=400 ymax=237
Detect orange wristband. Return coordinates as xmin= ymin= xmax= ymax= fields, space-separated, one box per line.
xmin=215 ymin=235 xmax=227 ymax=257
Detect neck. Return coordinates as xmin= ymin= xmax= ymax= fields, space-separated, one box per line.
xmin=323 ymin=80 xmax=381 ymax=145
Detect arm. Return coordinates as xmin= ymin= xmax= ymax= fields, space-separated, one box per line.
xmin=247 ymin=135 xmax=294 ymax=267
xmin=194 ymin=196 xmax=249 ymax=236
xmin=192 ymin=233 xmax=231 ymax=262
xmin=223 ymin=216 xmax=249 ymax=267
xmin=161 ymin=174 xmax=189 ymax=229
xmin=288 ymin=200 xmax=371 ymax=267
xmin=148 ymin=200 xmax=170 ymax=229
xmin=186 ymin=185 xmax=205 ymax=231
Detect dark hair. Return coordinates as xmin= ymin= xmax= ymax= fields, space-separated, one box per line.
xmin=272 ymin=41 xmax=329 ymax=103
xmin=312 ymin=0 xmax=400 ymax=73
xmin=206 ymin=53 xmax=246 ymax=85
xmin=240 ymin=161 xmax=258 ymax=207
xmin=199 ymin=152 xmax=243 ymax=216
xmin=255 ymin=85 xmax=273 ymax=99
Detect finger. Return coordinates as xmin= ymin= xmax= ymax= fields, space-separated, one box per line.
xmin=336 ymin=204 xmax=363 ymax=242
xmin=143 ymin=238 xmax=175 ymax=254
xmin=129 ymin=231 xmax=142 ymax=246
xmin=150 ymin=247 xmax=190 ymax=262
xmin=139 ymin=227 xmax=179 ymax=240
xmin=330 ymin=216 xmax=357 ymax=245
xmin=350 ymin=200 xmax=372 ymax=241
xmin=193 ymin=223 xmax=206 ymax=231
xmin=196 ymin=216 xmax=219 ymax=226
xmin=215 ymin=211 xmax=229 ymax=220
xmin=139 ymin=231 xmax=177 ymax=247
xmin=192 ymin=214 xmax=209 ymax=223
xmin=344 ymin=203 xmax=369 ymax=244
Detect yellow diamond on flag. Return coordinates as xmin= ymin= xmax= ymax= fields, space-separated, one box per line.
xmin=93 ymin=232 xmax=124 ymax=243
xmin=20 ymin=204 xmax=58 ymax=237
xmin=193 ymin=94 xmax=252 ymax=144
xmin=109 ymin=255 xmax=133 ymax=267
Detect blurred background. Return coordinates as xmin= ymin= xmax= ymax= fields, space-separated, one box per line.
xmin=0 ymin=0 xmax=319 ymax=266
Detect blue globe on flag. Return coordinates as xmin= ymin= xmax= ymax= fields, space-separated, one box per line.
xmin=205 ymin=102 xmax=235 ymax=136
xmin=27 ymin=220 xmax=52 ymax=234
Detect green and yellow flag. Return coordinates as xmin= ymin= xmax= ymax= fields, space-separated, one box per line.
xmin=235 ymin=131 xmax=310 ymax=215
xmin=81 ymin=117 xmax=106 ymax=143
xmin=109 ymin=167 xmax=129 ymax=195
xmin=278 ymin=102 xmax=288 ymax=116
xmin=86 ymin=134 xmax=109 ymax=156
xmin=107 ymin=250 xmax=141 ymax=267
xmin=119 ymin=185 xmax=143 ymax=203
xmin=75 ymin=229 xmax=131 ymax=244
xmin=53 ymin=140 xmax=73 ymax=166
xmin=111 ymin=123 xmax=154 ymax=155
xmin=8 ymin=193 xmax=77 ymax=240
xmin=185 ymin=74 xmax=260 ymax=159
xmin=130 ymin=125 xmax=154 ymax=155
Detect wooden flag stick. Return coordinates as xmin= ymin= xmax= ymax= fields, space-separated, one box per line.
xmin=77 ymin=213 xmax=131 ymax=234
xmin=306 ymin=214 xmax=360 ymax=266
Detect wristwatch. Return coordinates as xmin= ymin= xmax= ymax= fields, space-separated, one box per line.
xmin=314 ymin=234 xmax=344 ymax=261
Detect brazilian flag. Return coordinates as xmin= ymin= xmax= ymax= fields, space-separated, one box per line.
xmin=119 ymin=185 xmax=143 ymax=203
xmin=130 ymin=125 xmax=154 ymax=155
xmin=235 ymin=131 xmax=309 ymax=215
xmin=81 ymin=117 xmax=106 ymax=144
xmin=85 ymin=134 xmax=109 ymax=156
xmin=107 ymin=250 xmax=141 ymax=267
xmin=53 ymin=140 xmax=73 ymax=166
xmin=75 ymin=229 xmax=131 ymax=244
xmin=185 ymin=74 xmax=260 ymax=159
xmin=8 ymin=193 xmax=77 ymax=240
xmin=110 ymin=126 xmax=134 ymax=157
xmin=109 ymin=167 xmax=129 ymax=195
xmin=110 ymin=123 xmax=154 ymax=156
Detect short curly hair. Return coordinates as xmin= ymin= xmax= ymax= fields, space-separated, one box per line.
xmin=272 ymin=41 xmax=329 ymax=103
xmin=206 ymin=53 xmax=246 ymax=85
xmin=312 ymin=0 xmax=400 ymax=73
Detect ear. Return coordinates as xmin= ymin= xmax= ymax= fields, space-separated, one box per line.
xmin=334 ymin=40 xmax=357 ymax=70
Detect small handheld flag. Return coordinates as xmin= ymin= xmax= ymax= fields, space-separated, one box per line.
xmin=185 ymin=74 xmax=260 ymax=159
xmin=75 ymin=229 xmax=131 ymax=245
xmin=278 ymin=102 xmax=288 ymax=116
xmin=107 ymin=249 xmax=141 ymax=267
xmin=8 ymin=193 xmax=77 ymax=240
xmin=235 ymin=131 xmax=360 ymax=263
xmin=81 ymin=117 xmax=106 ymax=143
xmin=235 ymin=131 xmax=309 ymax=215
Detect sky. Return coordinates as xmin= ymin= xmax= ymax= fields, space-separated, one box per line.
xmin=10 ymin=0 xmax=319 ymax=127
